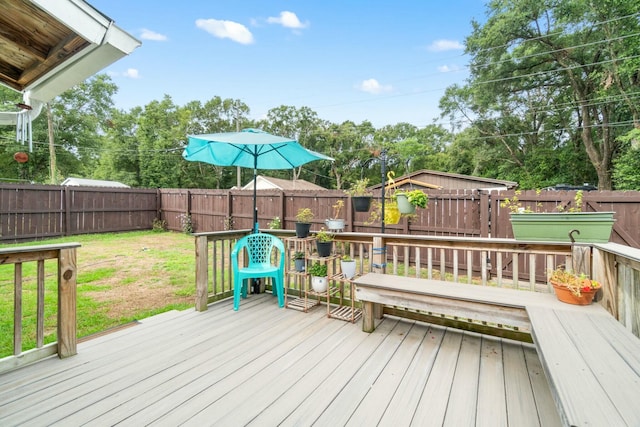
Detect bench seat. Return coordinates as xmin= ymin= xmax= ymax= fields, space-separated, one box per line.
xmin=354 ymin=273 xmax=640 ymax=427
xmin=528 ymin=305 xmax=640 ymax=426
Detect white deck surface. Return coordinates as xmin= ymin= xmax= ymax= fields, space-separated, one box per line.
xmin=0 ymin=294 xmax=561 ymax=426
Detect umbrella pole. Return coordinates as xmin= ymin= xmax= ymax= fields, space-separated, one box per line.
xmin=253 ymin=166 xmax=258 ymax=233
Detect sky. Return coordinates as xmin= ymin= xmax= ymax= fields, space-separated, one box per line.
xmin=89 ymin=1 xmax=488 ymax=129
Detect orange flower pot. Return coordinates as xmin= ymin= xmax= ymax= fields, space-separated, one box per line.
xmin=551 ymin=281 xmax=598 ymax=305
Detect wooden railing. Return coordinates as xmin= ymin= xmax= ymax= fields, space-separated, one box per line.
xmin=194 ymin=230 xmax=639 ymax=338
xmin=194 ymin=230 xmax=574 ymax=305
xmin=593 ymin=243 xmax=640 ymax=336
xmin=0 ymin=243 xmax=80 ymax=374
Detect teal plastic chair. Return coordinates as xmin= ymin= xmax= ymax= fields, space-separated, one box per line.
xmin=231 ymin=233 xmax=285 ymax=310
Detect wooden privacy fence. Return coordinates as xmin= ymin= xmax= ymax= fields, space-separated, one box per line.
xmin=0 ymin=184 xmax=159 ymax=242
xmin=2 ymin=183 xmax=640 ymax=248
xmin=162 ymin=188 xmax=640 ymax=248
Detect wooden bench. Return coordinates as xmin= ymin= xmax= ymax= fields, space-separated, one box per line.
xmin=354 ymin=273 xmax=640 ymax=427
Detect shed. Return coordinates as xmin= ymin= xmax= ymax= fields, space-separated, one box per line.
xmin=61 ymin=178 xmax=130 ymax=188
xmin=241 ymin=175 xmax=327 ymax=191
xmin=370 ymin=169 xmax=518 ymax=192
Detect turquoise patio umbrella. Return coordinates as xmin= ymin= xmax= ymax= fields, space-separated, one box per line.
xmin=183 ymin=128 xmax=333 ymax=232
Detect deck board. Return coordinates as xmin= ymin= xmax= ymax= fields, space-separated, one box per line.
xmin=503 ymin=342 xmax=541 ymax=427
xmin=476 ymin=336 xmax=507 ymax=427
xmin=0 ymin=294 xmax=561 ymax=426
xmin=443 ymin=333 xmax=481 ymax=426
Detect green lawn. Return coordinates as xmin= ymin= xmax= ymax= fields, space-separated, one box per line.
xmin=0 ymin=230 xmax=196 ymax=358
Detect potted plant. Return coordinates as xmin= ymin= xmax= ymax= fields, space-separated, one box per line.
xmin=340 ymin=254 xmax=357 ymax=280
xmin=365 ymin=199 xmax=401 ymax=225
xmin=501 ymin=190 xmax=615 ymax=243
xmin=394 ymin=189 xmax=428 ymax=214
xmin=346 ymin=178 xmax=373 ymax=212
xmin=549 ymin=266 xmax=601 ymax=305
xmin=325 ymin=200 xmax=345 ymax=231
xmin=295 ymin=208 xmax=314 ymax=238
xmin=308 ymin=262 xmax=328 ymax=292
xmin=315 ymin=227 xmax=334 ymax=257
xmin=292 ymin=251 xmax=306 ymax=272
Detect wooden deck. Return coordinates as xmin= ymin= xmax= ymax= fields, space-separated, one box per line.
xmin=0 ymin=294 xmax=561 ymax=426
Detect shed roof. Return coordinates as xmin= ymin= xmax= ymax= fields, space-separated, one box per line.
xmin=370 ymin=169 xmax=518 ymax=191
xmin=61 ymin=177 xmax=130 ymax=188
xmin=241 ymin=175 xmax=327 ymax=191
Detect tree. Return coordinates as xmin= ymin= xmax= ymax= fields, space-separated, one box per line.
xmin=613 ymin=129 xmax=640 ymax=190
xmin=93 ymin=107 xmax=142 ymax=186
xmin=137 ymin=95 xmax=188 ymax=188
xmin=457 ymin=0 xmax=640 ymax=189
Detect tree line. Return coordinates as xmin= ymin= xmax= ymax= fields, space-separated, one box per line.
xmin=1 ymin=0 xmax=639 ymax=191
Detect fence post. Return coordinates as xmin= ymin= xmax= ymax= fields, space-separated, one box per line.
xmin=480 ymin=190 xmax=489 ymax=237
xmin=64 ymin=186 xmax=71 ymax=236
xmin=57 ymin=247 xmax=77 ymax=358
xmin=195 ymin=235 xmax=209 ymax=311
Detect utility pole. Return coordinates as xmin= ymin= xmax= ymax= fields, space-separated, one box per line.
xmin=46 ymin=103 xmax=57 ymax=184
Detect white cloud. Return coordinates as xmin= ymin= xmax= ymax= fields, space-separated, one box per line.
xmin=437 ymin=64 xmax=461 ymax=73
xmin=123 ymin=68 xmax=140 ymax=79
xmin=357 ymin=78 xmax=392 ymax=94
xmin=267 ymin=11 xmax=309 ymax=29
xmin=196 ymin=18 xmax=254 ymax=45
xmin=428 ymin=39 xmax=464 ymax=52
xmin=107 ymin=69 xmax=140 ymax=79
xmin=140 ymin=28 xmax=167 ymax=41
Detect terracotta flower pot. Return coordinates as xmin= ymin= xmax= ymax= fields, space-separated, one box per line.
xmin=551 ymin=281 xmax=598 ymax=305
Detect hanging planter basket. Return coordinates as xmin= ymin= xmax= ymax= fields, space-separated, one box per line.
xmin=353 ymin=196 xmax=372 ymax=212
xmin=395 ymin=194 xmax=416 ymax=214
xmin=385 ymin=203 xmax=401 ymax=224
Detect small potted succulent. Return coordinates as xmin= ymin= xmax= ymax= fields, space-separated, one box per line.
xmin=315 ymin=228 xmax=334 ymax=257
xmin=295 ymin=208 xmax=314 ymax=238
xmin=292 ymin=251 xmax=306 ymax=272
xmin=308 ymin=262 xmax=328 ymax=292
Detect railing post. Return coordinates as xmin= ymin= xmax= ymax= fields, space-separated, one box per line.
xmin=195 ymin=235 xmax=209 ymax=311
xmin=57 ymin=248 xmax=77 ymax=358
xmin=592 ymin=246 xmax=618 ymax=318
xmin=371 ymin=235 xmax=386 ymax=319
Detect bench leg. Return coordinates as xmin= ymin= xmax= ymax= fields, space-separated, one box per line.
xmin=362 ymin=301 xmax=376 ymax=332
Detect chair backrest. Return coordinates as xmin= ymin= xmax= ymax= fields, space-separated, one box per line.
xmin=232 ymin=233 xmax=284 ymax=268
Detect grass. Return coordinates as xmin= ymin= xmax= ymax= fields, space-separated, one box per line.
xmin=0 ymin=230 xmax=196 ymax=358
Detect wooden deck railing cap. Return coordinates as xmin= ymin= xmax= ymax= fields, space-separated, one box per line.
xmin=0 ymin=242 xmax=81 ymax=255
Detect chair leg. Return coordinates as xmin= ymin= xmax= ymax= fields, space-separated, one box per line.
xmin=275 ymin=276 xmax=284 ymax=308
xmin=233 ymin=274 xmax=241 ymax=311
xmin=241 ymin=279 xmax=248 ymax=298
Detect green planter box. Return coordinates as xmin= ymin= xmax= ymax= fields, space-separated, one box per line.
xmin=509 ymin=212 xmax=615 ymax=243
